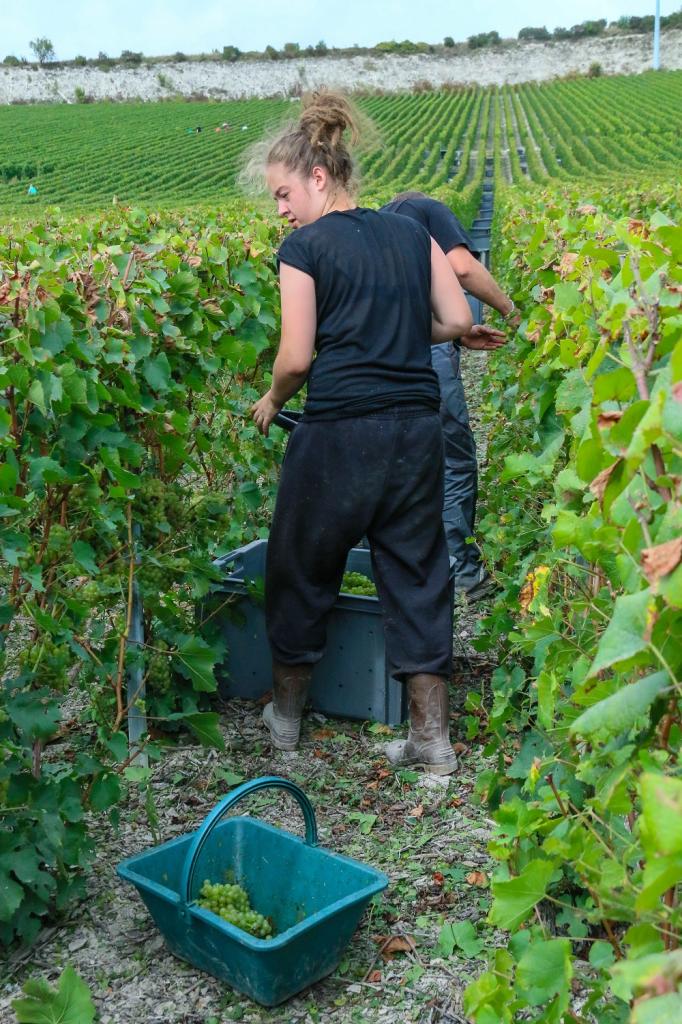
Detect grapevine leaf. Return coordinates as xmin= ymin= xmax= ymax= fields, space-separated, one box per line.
xmin=6 ymin=689 xmax=62 ymax=741
xmin=72 ymin=541 xmax=100 ymax=576
xmin=183 ymin=712 xmax=225 ymax=750
xmin=0 ymin=869 xmax=24 ymax=922
xmin=586 ymin=589 xmax=654 ymax=678
xmin=143 ymin=353 xmax=172 ymax=392
xmin=173 ymin=635 xmax=218 ymax=692
xmin=569 ymin=671 xmax=669 ymax=738
xmin=12 ymin=965 xmax=95 ymax=1024
xmin=632 ymin=994 xmax=682 ymax=1024
xmin=640 ymin=773 xmax=682 ymax=856
xmin=516 ymin=938 xmax=572 ymax=1008
xmin=88 ymin=772 xmax=122 ymax=812
xmin=488 ymin=860 xmax=555 ymax=931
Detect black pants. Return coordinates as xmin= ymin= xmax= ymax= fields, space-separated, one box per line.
xmin=266 ymin=409 xmax=453 ymax=681
xmin=431 ymin=342 xmax=482 ymax=589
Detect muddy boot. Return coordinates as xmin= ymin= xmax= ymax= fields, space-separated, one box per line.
xmin=384 ymin=674 xmax=457 ymax=775
xmin=262 ymin=661 xmax=313 ymax=751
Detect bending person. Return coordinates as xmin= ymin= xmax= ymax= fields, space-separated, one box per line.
xmin=251 ymin=93 xmax=472 ymax=774
xmin=380 ymin=191 xmax=518 ymax=601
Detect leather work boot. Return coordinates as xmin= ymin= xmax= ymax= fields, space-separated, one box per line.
xmin=262 ymin=661 xmax=313 ymax=751
xmin=384 ymin=674 xmax=457 ymax=775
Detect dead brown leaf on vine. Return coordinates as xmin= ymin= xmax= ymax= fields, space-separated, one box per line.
xmin=558 ymin=252 xmax=578 ymax=276
xmin=597 ymin=411 xmax=623 ymax=429
xmin=589 ymin=460 xmax=621 ymax=502
xmin=641 ymin=537 xmax=682 ymax=585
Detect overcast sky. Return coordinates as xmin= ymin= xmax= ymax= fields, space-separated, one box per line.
xmin=2 ymin=0 xmax=677 ymax=60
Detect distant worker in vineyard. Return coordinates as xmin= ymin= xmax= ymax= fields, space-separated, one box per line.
xmin=250 ymin=92 xmax=473 ymax=774
xmin=380 ymin=192 xmax=519 ymax=601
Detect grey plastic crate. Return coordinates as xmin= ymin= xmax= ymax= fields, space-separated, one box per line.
xmin=205 ymin=539 xmax=454 ymax=726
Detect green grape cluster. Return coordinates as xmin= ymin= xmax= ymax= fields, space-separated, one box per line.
xmin=163 ymin=484 xmax=188 ymax=531
xmin=146 ymin=641 xmax=172 ymax=694
xmin=46 ymin=524 xmax=71 ymax=556
xmin=341 ymin=571 xmax=377 ymax=597
xmin=139 ymin=563 xmax=174 ymax=595
xmin=134 ymin=478 xmax=189 ymax=545
xmin=19 ymin=637 xmax=70 ymax=692
xmin=197 ymin=880 xmax=274 ymax=939
xmin=81 ymin=574 xmax=120 ymax=607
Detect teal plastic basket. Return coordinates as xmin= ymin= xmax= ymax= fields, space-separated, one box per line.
xmin=116 ymin=777 xmax=389 ymax=1006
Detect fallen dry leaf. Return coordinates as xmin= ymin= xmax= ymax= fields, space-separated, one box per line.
xmin=408 ymin=803 xmax=424 ymax=819
xmin=466 ymin=871 xmax=488 ymax=887
xmin=311 ymin=727 xmax=335 ymax=740
xmin=432 ymin=872 xmax=445 ymax=887
xmin=641 ymin=537 xmax=682 ymax=585
xmin=372 ymin=934 xmax=416 ymax=960
xmin=453 ymin=742 xmax=468 ymax=754
xmin=367 ymin=970 xmax=382 ymax=983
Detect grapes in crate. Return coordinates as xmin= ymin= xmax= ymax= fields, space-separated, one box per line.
xmin=197 ymin=880 xmax=274 ymax=939
xmin=340 ymin=571 xmax=377 ymax=597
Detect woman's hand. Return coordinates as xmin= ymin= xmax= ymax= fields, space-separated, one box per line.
xmin=459 ymin=324 xmax=507 ymax=351
xmin=251 ymin=390 xmax=283 ymax=436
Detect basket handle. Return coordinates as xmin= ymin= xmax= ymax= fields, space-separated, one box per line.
xmin=180 ymin=775 xmax=318 ymax=904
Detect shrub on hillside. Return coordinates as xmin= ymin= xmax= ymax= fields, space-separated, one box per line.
xmin=120 ymin=50 xmax=143 ymax=64
xmin=518 ymin=26 xmax=551 ymax=41
xmin=443 ymin=36 xmax=455 ymax=47
xmin=468 ymin=31 xmax=501 ymax=49
xmin=3 ymin=55 xmax=20 ymax=65
xmin=588 ymin=61 xmax=603 ymax=77
xmin=222 ymin=46 xmax=240 ymax=61
xmin=73 ymin=54 xmax=87 ymax=66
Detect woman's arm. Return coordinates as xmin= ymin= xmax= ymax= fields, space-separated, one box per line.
xmin=430 ymin=238 xmax=473 ymax=343
xmin=252 ymin=264 xmax=316 ymax=435
xmin=447 ymin=245 xmax=516 ymax=318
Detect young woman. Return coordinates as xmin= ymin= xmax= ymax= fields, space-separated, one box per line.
xmin=251 ymin=93 xmax=472 ymax=774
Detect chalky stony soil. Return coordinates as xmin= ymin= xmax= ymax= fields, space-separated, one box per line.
xmin=0 ymin=353 xmax=497 ymax=1024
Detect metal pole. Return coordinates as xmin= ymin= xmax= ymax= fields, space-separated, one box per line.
xmin=653 ymin=0 xmax=661 ymax=70
xmin=126 ymin=524 xmax=148 ymax=767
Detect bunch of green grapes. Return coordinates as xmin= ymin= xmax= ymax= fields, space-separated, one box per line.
xmin=46 ymin=524 xmax=71 ymax=557
xmin=134 ymin=478 xmax=190 ymax=545
xmin=163 ymin=483 xmax=189 ymax=531
xmin=146 ymin=641 xmax=172 ymax=694
xmin=139 ymin=562 xmax=174 ymax=595
xmin=19 ymin=637 xmax=70 ymax=692
xmin=133 ymin=478 xmax=167 ymax=545
xmin=341 ymin=571 xmax=377 ymax=597
xmin=197 ymin=880 xmax=273 ymax=939
xmin=81 ymin=573 xmax=121 ymax=607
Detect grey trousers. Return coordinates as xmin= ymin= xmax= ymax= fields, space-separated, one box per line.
xmin=431 ymin=342 xmax=482 ymax=590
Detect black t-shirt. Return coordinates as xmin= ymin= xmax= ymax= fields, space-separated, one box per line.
xmin=380 ymin=196 xmax=475 ymax=257
xmin=277 ymin=208 xmax=439 ymax=420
